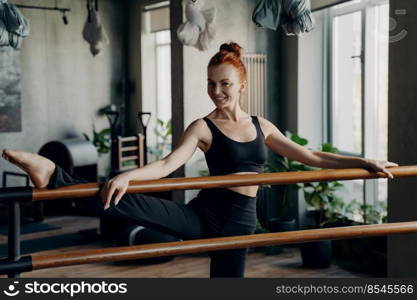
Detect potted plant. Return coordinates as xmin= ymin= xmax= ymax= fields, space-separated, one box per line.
xmin=145 ymin=118 xmax=173 ymax=199
xmin=263 ymin=131 xmax=312 ymax=233
xmin=83 ymin=126 xmax=111 ymax=178
xmin=254 ymin=132 xmax=311 ymax=255
xmin=148 ymin=118 xmax=172 ymax=161
xmin=299 ymin=142 xmax=342 ymax=268
xmin=83 ymin=127 xmax=111 ymax=155
xmin=330 ymin=199 xmax=388 ymax=276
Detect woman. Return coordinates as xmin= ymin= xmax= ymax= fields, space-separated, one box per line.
xmin=2 ymin=42 xmax=398 ymax=278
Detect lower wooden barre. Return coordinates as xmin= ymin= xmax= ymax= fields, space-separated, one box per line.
xmin=30 ymin=221 xmax=417 ymax=271
xmin=30 ymin=165 xmax=417 ymax=201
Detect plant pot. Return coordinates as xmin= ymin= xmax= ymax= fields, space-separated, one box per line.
xmin=332 ymin=235 xmax=387 ymax=276
xmin=97 ymin=152 xmax=111 ymax=178
xmin=300 ymin=240 xmax=332 ymax=268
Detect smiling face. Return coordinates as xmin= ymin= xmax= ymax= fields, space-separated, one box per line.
xmin=207 ymin=63 xmax=246 ymax=108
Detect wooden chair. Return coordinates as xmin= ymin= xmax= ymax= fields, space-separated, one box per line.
xmin=115 ymin=134 xmax=145 ymax=172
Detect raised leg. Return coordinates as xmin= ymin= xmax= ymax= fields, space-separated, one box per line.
xmin=2 ymin=149 xmax=56 ymax=188
xmin=49 ymin=165 xmax=204 ymax=240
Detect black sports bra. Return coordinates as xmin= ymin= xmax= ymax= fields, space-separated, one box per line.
xmin=202 ymin=116 xmax=267 ymax=176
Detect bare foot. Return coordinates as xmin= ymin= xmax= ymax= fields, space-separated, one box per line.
xmin=2 ymin=149 xmax=56 ymax=188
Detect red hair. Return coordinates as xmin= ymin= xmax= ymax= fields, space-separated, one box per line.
xmin=208 ymin=42 xmax=247 ymax=83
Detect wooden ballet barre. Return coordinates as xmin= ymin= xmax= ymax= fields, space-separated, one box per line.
xmin=1 ymin=166 xmax=417 ymax=276
xmin=2 ymin=220 xmax=416 ymax=274
xmin=2 ymin=165 xmax=415 ymax=202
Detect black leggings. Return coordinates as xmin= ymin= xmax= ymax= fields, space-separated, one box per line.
xmin=47 ymin=166 xmax=258 ymax=278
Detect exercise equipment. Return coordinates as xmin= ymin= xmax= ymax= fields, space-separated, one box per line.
xmin=1 ymin=166 xmax=416 ymax=277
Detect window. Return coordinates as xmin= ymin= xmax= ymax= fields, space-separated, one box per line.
xmin=331 ymin=10 xmax=363 ymax=155
xmin=298 ymin=0 xmax=390 ymax=223
xmin=155 ymin=30 xmax=171 ymax=123
xmin=329 ymin=0 xmax=389 ymax=220
xmin=141 ymin=3 xmax=172 ymax=161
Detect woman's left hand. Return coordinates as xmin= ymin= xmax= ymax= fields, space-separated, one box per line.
xmin=366 ymin=159 xmax=399 ymax=179
xmin=101 ymin=173 xmax=131 ymax=210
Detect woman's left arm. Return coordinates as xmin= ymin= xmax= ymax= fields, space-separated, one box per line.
xmin=259 ymin=117 xmax=398 ymax=179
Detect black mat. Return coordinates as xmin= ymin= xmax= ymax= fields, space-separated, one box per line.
xmin=0 ymin=222 xmax=60 ymax=236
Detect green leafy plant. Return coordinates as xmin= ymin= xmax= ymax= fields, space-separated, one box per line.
xmin=148 ymin=119 xmax=172 ymax=161
xmin=302 ymin=142 xmax=348 ymax=227
xmin=341 ymin=198 xmax=387 ymax=225
xmin=263 ymin=132 xmax=359 ymax=228
xmin=83 ymin=126 xmax=111 ymax=155
xmin=303 ymin=180 xmax=347 ymax=227
xmin=263 ymin=131 xmax=313 ymax=217
xmin=361 ymin=200 xmax=387 ymax=224
xmin=302 ymin=142 xmax=361 ymax=228
xmin=265 ymin=131 xmax=312 ymax=174
xmin=122 ymin=160 xmax=137 ymax=167
xmin=303 ymin=142 xmax=387 ymax=227
xmin=255 ymin=132 xmax=313 ymax=255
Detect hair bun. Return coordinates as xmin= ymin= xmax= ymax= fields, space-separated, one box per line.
xmin=219 ymin=42 xmax=243 ymax=59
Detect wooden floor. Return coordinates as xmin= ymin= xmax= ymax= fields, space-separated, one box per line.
xmin=0 ymin=216 xmax=369 ymax=278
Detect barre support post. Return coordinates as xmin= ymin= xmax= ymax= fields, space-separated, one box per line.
xmin=0 ymin=256 xmax=33 ymax=276
xmin=0 ymin=187 xmax=33 ymax=278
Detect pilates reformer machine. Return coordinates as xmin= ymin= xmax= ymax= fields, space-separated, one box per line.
xmin=1 ymin=166 xmax=417 ymax=278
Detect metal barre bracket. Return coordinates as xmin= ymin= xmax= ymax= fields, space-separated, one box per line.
xmin=0 ymin=186 xmax=33 ymax=203
xmin=0 ymin=256 xmax=33 ymax=275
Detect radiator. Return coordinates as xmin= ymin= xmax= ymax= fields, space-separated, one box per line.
xmin=242 ymin=54 xmax=267 ymax=118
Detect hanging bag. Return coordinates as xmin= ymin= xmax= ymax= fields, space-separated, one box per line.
xmin=252 ymin=0 xmax=313 ymax=35
xmin=0 ymin=0 xmax=30 ymax=48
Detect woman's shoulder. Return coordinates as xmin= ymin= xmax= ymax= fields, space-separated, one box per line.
xmin=186 ymin=118 xmax=213 ymax=136
xmin=185 ymin=118 xmax=212 ymax=146
xmin=254 ymin=115 xmax=272 ymax=126
xmin=253 ymin=116 xmax=277 ymax=138
xmin=251 ymin=115 xmax=267 ymax=125
xmin=187 ymin=118 xmax=209 ymax=130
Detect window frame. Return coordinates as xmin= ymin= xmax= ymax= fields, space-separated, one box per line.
xmin=325 ymin=0 xmax=390 ymax=215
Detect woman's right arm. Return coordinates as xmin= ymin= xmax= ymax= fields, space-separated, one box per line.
xmin=102 ymin=119 xmax=204 ymax=209
xmin=123 ymin=119 xmax=203 ymax=180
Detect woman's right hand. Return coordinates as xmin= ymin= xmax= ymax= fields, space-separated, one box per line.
xmin=101 ymin=173 xmax=131 ymax=210
xmin=365 ymin=159 xmax=398 ymax=179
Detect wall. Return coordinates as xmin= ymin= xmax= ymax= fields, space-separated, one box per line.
xmin=298 ymin=10 xmax=326 ymax=150
xmin=181 ymin=0 xmax=280 ymax=202
xmin=0 ymin=0 xmax=127 ymax=183
xmin=296 ymin=9 xmax=328 ymax=227
xmin=387 ymin=0 xmax=417 ymax=277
